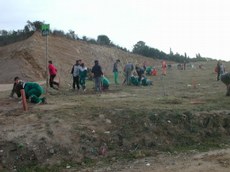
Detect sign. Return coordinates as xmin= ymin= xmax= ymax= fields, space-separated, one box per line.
xmin=42 ymin=24 xmax=50 ymax=36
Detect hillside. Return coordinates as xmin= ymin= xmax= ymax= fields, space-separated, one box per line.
xmin=0 ymin=32 xmax=161 ymax=84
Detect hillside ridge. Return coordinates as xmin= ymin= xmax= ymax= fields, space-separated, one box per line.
xmin=0 ymin=32 xmax=160 ymax=84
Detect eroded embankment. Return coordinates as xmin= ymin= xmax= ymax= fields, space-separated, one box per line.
xmin=0 ymin=100 xmax=230 ymax=171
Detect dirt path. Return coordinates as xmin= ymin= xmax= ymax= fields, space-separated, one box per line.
xmin=0 ymin=84 xmax=13 ymax=92
xmin=92 ymin=149 xmax=230 ymax=172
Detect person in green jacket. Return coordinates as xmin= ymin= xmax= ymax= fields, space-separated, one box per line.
xmin=113 ymin=59 xmax=120 ymax=85
xmin=130 ymin=75 xmax=139 ymax=86
xmin=101 ymin=76 xmax=110 ymax=91
xmin=15 ymin=80 xmax=46 ymax=104
xmin=141 ymin=76 xmax=153 ymax=86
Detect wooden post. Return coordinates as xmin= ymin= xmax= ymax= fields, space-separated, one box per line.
xmin=20 ymin=89 xmax=28 ymax=111
xmin=192 ymin=79 xmax=197 ymax=89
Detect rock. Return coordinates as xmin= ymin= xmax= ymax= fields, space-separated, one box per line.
xmin=146 ymin=163 xmax=151 ymax=166
xmin=111 ymin=157 xmax=116 ymax=161
xmin=99 ymin=114 xmax=105 ymax=119
xmin=105 ymin=119 xmax=112 ymax=124
xmin=49 ymin=148 xmax=55 ymax=154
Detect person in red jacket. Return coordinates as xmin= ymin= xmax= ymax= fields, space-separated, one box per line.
xmin=48 ymin=60 xmax=59 ymax=89
xmin=162 ymin=60 xmax=167 ymax=75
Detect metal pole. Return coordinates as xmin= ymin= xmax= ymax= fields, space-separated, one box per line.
xmin=46 ymin=35 xmax=48 ymax=94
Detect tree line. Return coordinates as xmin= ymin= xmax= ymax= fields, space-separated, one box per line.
xmin=132 ymin=41 xmax=209 ymax=63
xmin=0 ymin=20 xmax=209 ymax=63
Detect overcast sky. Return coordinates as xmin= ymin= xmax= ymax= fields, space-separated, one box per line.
xmin=1 ymin=0 xmax=230 ymax=61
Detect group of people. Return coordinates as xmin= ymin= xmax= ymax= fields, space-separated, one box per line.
xmin=70 ymin=59 xmax=153 ymax=90
xmin=10 ymin=59 xmax=230 ymax=105
xmin=10 ymin=58 xmax=153 ymax=104
xmin=114 ymin=61 xmax=152 ymax=86
xmin=70 ymin=59 xmax=88 ymax=91
xmin=71 ymin=59 xmax=110 ymax=92
xmin=70 ymin=58 xmax=152 ymax=93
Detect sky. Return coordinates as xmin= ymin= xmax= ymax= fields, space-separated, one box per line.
xmin=1 ymin=0 xmax=230 ymax=61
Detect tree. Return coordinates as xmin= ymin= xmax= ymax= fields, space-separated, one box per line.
xmin=33 ymin=21 xmax=44 ymax=31
xmin=88 ymin=38 xmax=97 ymax=44
xmin=53 ymin=30 xmax=65 ymax=37
xmin=170 ymin=48 xmax=173 ymax=55
xmin=82 ymin=36 xmax=88 ymax=41
xmin=132 ymin=41 xmax=146 ymax=53
xmin=97 ymin=35 xmax=111 ymax=45
xmin=0 ymin=30 xmax=8 ymax=36
xmin=66 ymin=30 xmax=77 ymax=40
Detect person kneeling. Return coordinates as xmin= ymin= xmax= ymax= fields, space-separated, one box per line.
xmin=15 ymin=79 xmax=46 ymax=104
xmin=101 ymin=76 xmax=110 ymax=91
xmin=141 ymin=76 xmax=153 ymax=86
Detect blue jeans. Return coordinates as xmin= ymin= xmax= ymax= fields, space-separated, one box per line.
xmin=94 ymin=77 xmax=101 ymax=92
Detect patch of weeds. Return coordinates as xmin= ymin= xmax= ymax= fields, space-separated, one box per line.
xmin=107 ymin=142 xmax=117 ymax=150
xmin=60 ymin=160 xmax=81 ymax=169
xmin=116 ymin=152 xmax=136 ymax=161
xmin=204 ymin=130 xmax=222 ymax=138
xmin=173 ymin=141 xmax=225 ymax=153
xmin=46 ymin=129 xmax=54 ymax=136
xmin=158 ymin=145 xmax=175 ymax=153
xmin=223 ymin=118 xmax=230 ymax=128
xmin=148 ymin=113 xmax=160 ymax=123
xmin=188 ymin=123 xmax=200 ymax=133
xmin=115 ymin=149 xmax=153 ymax=162
xmin=17 ymin=164 xmax=61 ymax=172
xmin=36 ymin=113 xmax=42 ymax=119
xmin=156 ymin=98 xmax=182 ymax=105
xmin=53 ymin=119 xmax=60 ymax=124
xmin=174 ymin=134 xmax=197 ymax=146
xmin=45 ymin=123 xmax=53 ymax=136
xmin=170 ymin=113 xmax=185 ymax=125
xmin=82 ymin=156 xmax=95 ymax=166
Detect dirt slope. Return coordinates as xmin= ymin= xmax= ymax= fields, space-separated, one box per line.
xmin=0 ymin=32 xmax=160 ymax=84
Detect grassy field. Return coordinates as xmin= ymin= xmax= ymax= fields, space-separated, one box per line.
xmin=0 ymin=60 xmax=230 ymax=171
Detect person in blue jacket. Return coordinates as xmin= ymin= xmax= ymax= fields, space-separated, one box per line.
xmin=91 ymin=60 xmax=103 ymax=92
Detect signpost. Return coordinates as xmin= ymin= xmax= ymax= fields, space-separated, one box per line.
xmin=41 ymin=24 xmax=50 ymax=94
xmin=42 ymin=24 xmax=50 ymax=36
